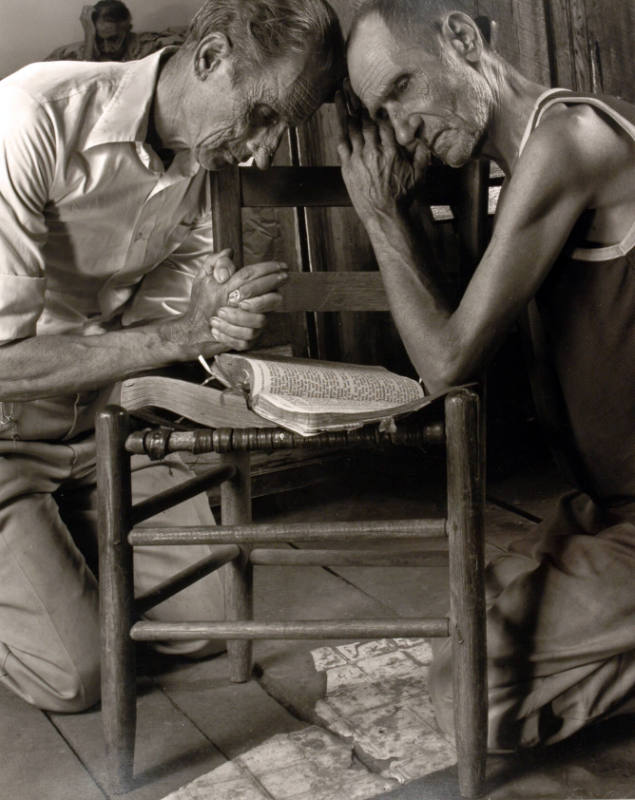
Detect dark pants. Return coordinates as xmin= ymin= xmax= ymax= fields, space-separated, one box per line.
xmin=430 ymin=492 xmax=635 ymax=750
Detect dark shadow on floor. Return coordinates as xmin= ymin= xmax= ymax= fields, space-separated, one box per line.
xmin=375 ymin=713 xmax=635 ymax=800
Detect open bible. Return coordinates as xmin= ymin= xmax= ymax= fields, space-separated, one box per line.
xmin=207 ymin=353 xmax=440 ymax=435
xmin=120 ymin=354 xmax=451 ymax=436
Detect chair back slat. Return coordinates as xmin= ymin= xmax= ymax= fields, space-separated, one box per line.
xmin=239 ymin=165 xmax=460 ymax=208
xmin=280 ymin=271 xmax=388 ymax=312
xmin=212 ymin=166 xmax=243 ymax=265
xmin=241 ymin=166 xmax=350 ymax=207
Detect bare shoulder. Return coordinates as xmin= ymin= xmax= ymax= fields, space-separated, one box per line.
xmin=515 ymin=102 xmax=634 ymax=201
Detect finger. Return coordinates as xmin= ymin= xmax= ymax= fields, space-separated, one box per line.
xmin=237 ymin=291 xmax=283 ymax=313
xmin=413 ymin=142 xmax=431 ymax=178
xmin=211 ymin=248 xmax=234 ymax=283
xmin=347 ymin=113 xmax=364 ymax=154
xmin=334 ymin=91 xmax=351 ymax=155
xmin=210 ymin=329 xmax=255 ymax=351
xmin=378 ymin=119 xmax=398 ymax=154
xmin=216 ymin=307 xmax=268 ymax=329
xmin=210 ymin=317 xmax=261 ymax=348
xmin=227 ymin=288 xmax=242 ymax=307
xmin=234 ymin=272 xmax=288 ymax=302
xmin=230 ymin=261 xmax=287 ymax=285
xmin=341 ymin=79 xmax=364 ymax=154
xmin=361 ymin=112 xmax=380 ymax=151
xmin=343 ymin=78 xmax=362 ymax=115
xmin=337 ymin=141 xmax=351 ymax=165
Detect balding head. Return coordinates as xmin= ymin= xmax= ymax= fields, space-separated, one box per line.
xmin=346 ymin=3 xmax=495 ymax=168
xmin=350 ymin=0 xmax=471 ymax=55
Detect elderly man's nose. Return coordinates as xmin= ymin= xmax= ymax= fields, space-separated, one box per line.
xmin=392 ymin=115 xmax=417 ymax=146
xmin=257 ymin=126 xmax=285 ymax=167
xmin=253 ymin=147 xmax=273 ymax=170
xmin=269 ymin=123 xmax=286 ymax=146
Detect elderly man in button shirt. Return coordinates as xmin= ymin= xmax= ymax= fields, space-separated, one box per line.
xmin=0 ymin=0 xmax=343 ymax=712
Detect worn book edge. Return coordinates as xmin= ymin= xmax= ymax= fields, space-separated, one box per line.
xmin=120 ymin=375 xmax=276 ymax=429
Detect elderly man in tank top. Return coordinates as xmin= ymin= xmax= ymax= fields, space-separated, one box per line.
xmin=336 ymin=0 xmax=635 ymax=751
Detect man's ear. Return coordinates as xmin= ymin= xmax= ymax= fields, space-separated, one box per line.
xmin=194 ymin=32 xmax=232 ymax=81
xmin=440 ymin=12 xmax=483 ymax=63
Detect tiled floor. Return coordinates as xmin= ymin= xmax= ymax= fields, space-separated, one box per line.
xmin=311 ymin=638 xmax=456 ymax=783
xmin=2 ymin=453 xmax=634 ymax=800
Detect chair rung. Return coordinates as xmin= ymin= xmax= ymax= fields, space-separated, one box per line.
xmin=131 ymin=464 xmax=236 ymax=526
xmin=125 ymin=421 xmax=445 ymax=457
xmin=128 ymin=517 xmax=446 ymax=546
xmin=130 ymin=617 xmax=449 ymax=641
xmin=135 ymin=545 xmax=240 ymax=615
xmin=249 ymin=548 xmax=449 ymax=567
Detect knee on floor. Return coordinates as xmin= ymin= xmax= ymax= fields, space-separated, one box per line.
xmin=1 ymin=644 xmax=101 ymax=713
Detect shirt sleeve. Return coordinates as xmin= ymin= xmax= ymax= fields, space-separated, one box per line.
xmin=0 ymin=84 xmax=54 ymax=343
xmin=45 ymin=42 xmax=85 ymax=61
xmin=121 ymin=212 xmax=215 ymax=326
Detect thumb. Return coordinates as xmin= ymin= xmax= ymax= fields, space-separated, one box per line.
xmin=211 ymin=248 xmax=235 ymax=283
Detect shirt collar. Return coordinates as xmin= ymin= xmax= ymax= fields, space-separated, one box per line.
xmin=85 ymin=48 xmax=176 ymax=150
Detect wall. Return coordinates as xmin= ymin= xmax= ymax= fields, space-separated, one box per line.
xmin=0 ymin=0 xmax=202 ymax=79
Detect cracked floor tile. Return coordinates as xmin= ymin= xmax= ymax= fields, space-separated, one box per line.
xmin=311 ymin=638 xmax=456 ymax=784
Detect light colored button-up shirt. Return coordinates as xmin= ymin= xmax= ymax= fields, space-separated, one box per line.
xmin=0 ymin=49 xmax=213 ymax=345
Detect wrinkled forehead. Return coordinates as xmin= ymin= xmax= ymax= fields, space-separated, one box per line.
xmin=257 ymin=51 xmax=333 ymax=126
xmin=348 ymin=13 xmax=420 ymax=108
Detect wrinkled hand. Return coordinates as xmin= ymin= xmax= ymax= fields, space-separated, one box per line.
xmin=80 ymin=5 xmax=96 ymax=32
xmin=178 ymin=254 xmax=287 ymax=353
xmin=335 ymin=87 xmax=428 ymax=222
xmin=80 ymin=5 xmax=97 ymax=58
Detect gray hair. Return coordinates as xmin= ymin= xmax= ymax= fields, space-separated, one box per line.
xmin=92 ymin=0 xmax=131 ymax=23
xmin=185 ymin=0 xmax=345 ymax=98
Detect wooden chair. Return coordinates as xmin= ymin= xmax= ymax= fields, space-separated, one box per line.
xmin=97 ymin=151 xmax=491 ymax=797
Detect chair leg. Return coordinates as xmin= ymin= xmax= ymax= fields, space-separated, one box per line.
xmin=96 ymin=407 xmax=136 ymax=794
xmin=220 ymin=451 xmax=253 ymax=682
xmin=445 ymin=390 xmax=487 ymax=798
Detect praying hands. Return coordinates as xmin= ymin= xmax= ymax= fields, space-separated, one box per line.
xmin=174 ymin=250 xmax=288 ymax=353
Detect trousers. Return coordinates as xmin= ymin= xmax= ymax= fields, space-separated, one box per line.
xmin=430 ymin=491 xmax=635 ymax=750
xmin=0 ymin=418 xmax=224 ymax=714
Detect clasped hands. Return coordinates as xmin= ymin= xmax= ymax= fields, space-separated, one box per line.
xmin=335 ymin=82 xmax=429 ymax=221
xmin=178 ymin=249 xmax=287 ymax=354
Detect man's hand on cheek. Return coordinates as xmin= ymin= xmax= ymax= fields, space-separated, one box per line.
xmin=335 ymin=88 xmax=428 ymax=221
xmin=380 ymin=120 xmax=430 ymax=199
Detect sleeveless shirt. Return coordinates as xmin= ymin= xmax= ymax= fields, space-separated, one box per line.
xmin=518 ymin=89 xmax=635 ymax=508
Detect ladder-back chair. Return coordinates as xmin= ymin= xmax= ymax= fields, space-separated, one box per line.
xmin=97 ymin=146 xmax=491 ymax=797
